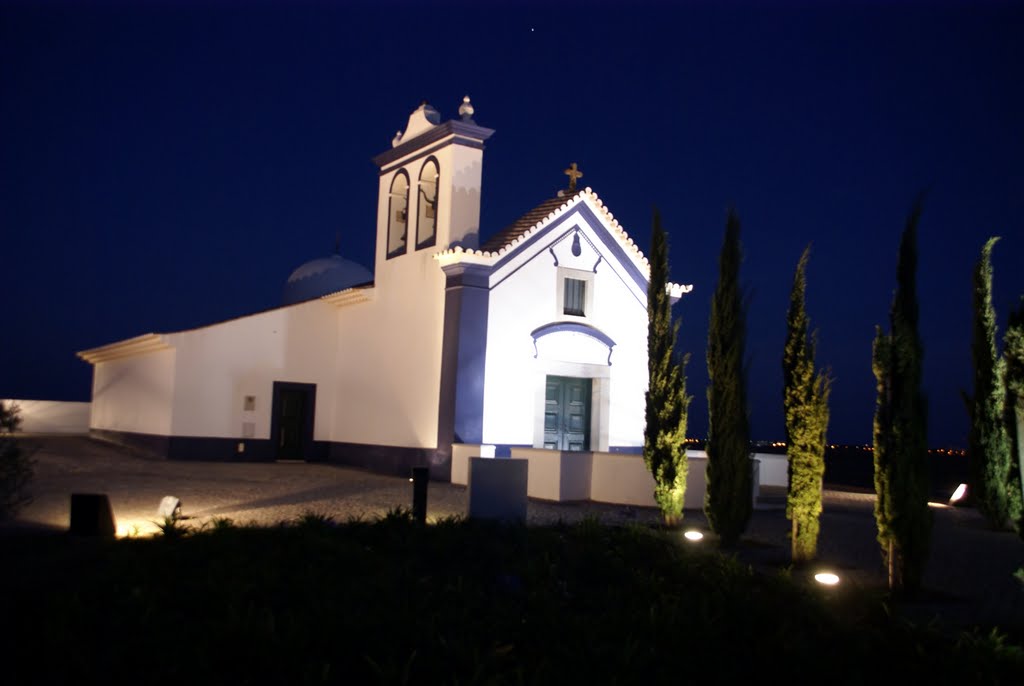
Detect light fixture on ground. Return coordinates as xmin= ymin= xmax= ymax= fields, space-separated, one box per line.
xmin=949 ymin=483 xmax=968 ymax=505
xmin=116 ymin=519 xmax=161 ymax=538
xmin=813 ymin=572 xmax=840 ymax=586
xmin=158 ymin=495 xmax=182 ymax=521
xmin=683 ymin=530 xmax=703 ymax=542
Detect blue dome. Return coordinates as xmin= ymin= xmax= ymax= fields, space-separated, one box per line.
xmin=282 ymin=254 xmax=373 ymax=305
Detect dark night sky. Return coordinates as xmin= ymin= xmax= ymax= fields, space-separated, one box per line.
xmin=2 ymin=1 xmax=1022 ymax=448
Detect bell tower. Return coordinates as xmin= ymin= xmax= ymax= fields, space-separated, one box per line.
xmin=371 ymin=97 xmax=495 ymax=276
xmin=357 ymin=98 xmax=495 ymax=478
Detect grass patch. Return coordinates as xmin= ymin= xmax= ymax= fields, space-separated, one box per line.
xmin=4 ymin=514 xmax=1022 ymax=684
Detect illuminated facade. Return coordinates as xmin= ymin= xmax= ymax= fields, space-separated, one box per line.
xmin=78 ymin=99 xmax=691 ymax=482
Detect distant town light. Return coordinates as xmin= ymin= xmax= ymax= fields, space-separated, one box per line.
xmin=814 ymin=572 xmax=840 ymax=586
xmin=683 ymin=530 xmax=703 ymax=542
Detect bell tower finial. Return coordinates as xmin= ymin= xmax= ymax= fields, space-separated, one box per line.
xmin=459 ymin=95 xmax=475 ymax=123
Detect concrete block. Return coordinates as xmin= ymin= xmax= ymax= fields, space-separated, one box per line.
xmin=467 ymin=457 xmax=527 ymax=522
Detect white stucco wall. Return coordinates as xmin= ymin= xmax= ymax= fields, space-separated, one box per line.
xmin=332 ymin=258 xmax=445 ymax=449
xmin=439 ymin=144 xmax=485 ymax=249
xmin=3 ymin=400 xmax=91 ymax=434
xmin=81 ymin=130 xmax=487 ymax=452
xmin=168 ymin=298 xmax=337 ymax=440
xmin=90 ymin=348 xmax=176 ymax=435
xmin=451 ymin=443 xmax=495 ymax=485
xmin=481 ymin=198 xmax=651 ymax=451
xmin=83 ymin=284 xmax=449 ymax=449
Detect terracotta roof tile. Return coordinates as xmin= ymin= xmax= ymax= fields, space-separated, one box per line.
xmin=479 ymin=193 xmax=578 ymax=253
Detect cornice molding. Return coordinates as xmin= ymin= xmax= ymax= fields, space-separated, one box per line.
xmin=77 ymin=333 xmax=172 ymax=364
xmin=372 ymin=120 xmax=495 ymax=170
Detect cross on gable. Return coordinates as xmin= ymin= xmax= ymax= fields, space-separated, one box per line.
xmin=564 ymin=162 xmax=584 ymax=192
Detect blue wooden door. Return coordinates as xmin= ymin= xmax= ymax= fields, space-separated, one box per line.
xmin=544 ymin=376 xmax=591 ymax=451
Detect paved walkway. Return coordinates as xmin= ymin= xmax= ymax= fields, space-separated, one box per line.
xmin=5 ymin=435 xmax=1024 ymax=633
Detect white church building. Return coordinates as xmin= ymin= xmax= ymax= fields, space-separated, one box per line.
xmin=77 ymin=98 xmax=693 ymax=491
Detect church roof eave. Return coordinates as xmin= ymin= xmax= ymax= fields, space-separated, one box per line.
xmin=320 ymin=283 xmax=376 ymax=308
xmin=669 ymin=283 xmax=693 ymax=300
xmin=77 ymin=333 xmax=173 ymax=365
xmin=437 ymin=187 xmax=693 ymax=297
xmin=434 ymin=247 xmax=497 ymax=269
xmin=460 ymin=188 xmax=652 ymax=273
xmin=78 ymin=282 xmax=378 ymax=364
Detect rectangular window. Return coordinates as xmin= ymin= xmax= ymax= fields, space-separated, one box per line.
xmin=564 ymin=278 xmax=586 ymax=316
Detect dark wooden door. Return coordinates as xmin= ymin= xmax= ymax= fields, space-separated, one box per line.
xmin=271 ymin=382 xmax=315 ymax=461
xmin=543 ymin=376 xmax=591 ymax=451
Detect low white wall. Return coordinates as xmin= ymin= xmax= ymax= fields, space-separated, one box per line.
xmin=451 ymin=443 xmax=495 ymax=486
xmin=454 ymin=447 xmax=776 ymax=507
xmin=590 ymin=452 xmax=656 ymax=507
xmin=3 ymin=399 xmax=91 ymax=434
xmin=510 ymin=447 xmax=592 ymax=501
xmin=590 ymin=451 xmax=709 ymax=509
xmin=753 ymin=453 xmax=788 ymax=488
xmin=683 ymin=452 xmax=709 ymax=510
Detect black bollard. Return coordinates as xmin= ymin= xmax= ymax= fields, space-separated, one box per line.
xmin=411 ymin=466 xmax=429 ymax=524
xmin=69 ymin=493 xmax=116 ymax=537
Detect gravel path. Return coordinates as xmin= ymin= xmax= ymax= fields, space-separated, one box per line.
xmin=6 ymin=435 xmax=1023 ymax=633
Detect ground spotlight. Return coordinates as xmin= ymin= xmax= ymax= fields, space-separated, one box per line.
xmin=683 ymin=530 xmax=703 ymax=542
xmin=116 ymin=519 xmax=160 ymax=538
xmin=814 ymin=572 xmax=840 ymax=586
xmin=949 ymin=483 xmax=968 ymax=505
xmin=158 ymin=496 xmax=181 ymax=521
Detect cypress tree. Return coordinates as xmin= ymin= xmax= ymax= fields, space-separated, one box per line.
xmin=1004 ymin=298 xmax=1024 ymax=535
xmin=644 ymin=209 xmax=690 ymax=525
xmin=872 ymin=199 xmax=932 ymax=595
xmin=967 ymin=237 xmax=1012 ymax=529
xmin=0 ymin=400 xmax=33 ymax=521
xmin=783 ymin=245 xmax=832 ymax=564
xmin=705 ymin=209 xmax=751 ymax=547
